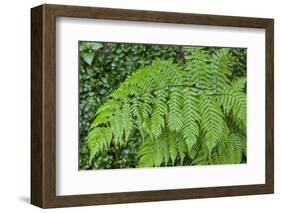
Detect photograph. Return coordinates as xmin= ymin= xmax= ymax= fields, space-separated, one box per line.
xmin=79 ymin=42 xmax=247 ymax=170
xmin=29 ymin=3 xmax=274 ymax=208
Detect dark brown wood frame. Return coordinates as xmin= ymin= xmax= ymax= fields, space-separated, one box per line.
xmin=31 ymin=4 xmax=274 ymax=208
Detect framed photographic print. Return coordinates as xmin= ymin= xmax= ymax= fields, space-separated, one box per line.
xmin=31 ymin=4 xmax=274 ymax=208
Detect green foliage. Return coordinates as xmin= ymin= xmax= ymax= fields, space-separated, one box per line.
xmin=85 ymin=47 xmax=247 ymax=168
xmin=79 ymin=42 xmax=186 ymax=169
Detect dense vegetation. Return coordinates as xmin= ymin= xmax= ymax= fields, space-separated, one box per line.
xmin=79 ymin=42 xmax=246 ymax=170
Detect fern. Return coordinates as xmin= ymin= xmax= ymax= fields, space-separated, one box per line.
xmin=151 ymin=89 xmax=168 ymax=137
xmin=219 ymin=85 xmax=247 ymax=133
xmin=167 ymin=87 xmax=184 ymax=132
xmin=87 ymin=48 xmax=247 ymax=167
xmin=185 ymin=47 xmax=212 ymax=89
xmin=87 ymin=127 xmax=112 ymax=162
xmin=199 ymin=95 xmax=226 ymax=155
xmin=122 ymin=103 xmax=133 ymax=142
xmin=211 ymin=132 xmax=246 ymax=164
xmin=210 ymin=48 xmax=232 ymax=93
xmin=182 ymin=89 xmax=200 ymax=153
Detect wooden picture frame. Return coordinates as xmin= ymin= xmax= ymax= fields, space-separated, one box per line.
xmin=31 ymin=4 xmax=274 ymax=208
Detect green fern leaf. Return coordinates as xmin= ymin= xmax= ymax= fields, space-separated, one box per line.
xmin=167 ymin=87 xmax=184 ymax=132
xmin=109 ymin=110 xmax=123 ymax=143
xmin=122 ymin=103 xmax=133 ymax=142
xmin=199 ymin=95 xmax=225 ymax=155
xmin=185 ymin=48 xmax=212 ymax=89
xmin=138 ymin=135 xmax=165 ymax=167
xmin=151 ymin=89 xmax=168 ymax=137
xmin=87 ymin=127 xmax=112 ymax=162
xmin=86 ymin=53 xmax=247 ymax=167
xmin=176 ymin=132 xmax=187 ymax=164
xmin=211 ymin=132 xmax=246 ymax=164
xmin=138 ymin=136 xmax=155 ymax=167
xmin=91 ymin=110 xmax=111 ymax=128
xmin=219 ymin=86 xmax=246 ymax=133
xmin=211 ymin=48 xmax=232 ymax=93
xmin=167 ymin=132 xmax=178 ymax=165
xmin=231 ymin=76 xmax=246 ymax=90
xmin=182 ymin=89 xmax=201 ymax=152
xmin=159 ymin=132 xmax=170 ymax=165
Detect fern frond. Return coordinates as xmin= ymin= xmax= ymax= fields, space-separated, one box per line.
xmin=191 ymin=148 xmax=209 ymax=165
xmin=87 ymin=127 xmax=112 ymax=162
xmin=140 ymin=93 xmax=154 ymax=118
xmin=182 ymin=89 xmax=201 ymax=152
xmin=219 ymin=86 xmax=247 ymax=133
xmin=122 ymin=103 xmax=133 ymax=142
xmin=151 ymin=89 xmax=168 ymax=137
xmin=167 ymin=132 xmax=178 ymax=165
xmin=176 ymin=132 xmax=188 ymax=164
xmin=211 ymin=48 xmax=232 ymax=93
xmin=91 ymin=109 xmax=112 ymax=128
xmin=138 ymin=136 xmax=155 ymax=167
xmin=185 ymin=47 xmax=212 ymax=89
xmin=211 ymin=132 xmax=246 ymax=164
xmin=167 ymin=87 xmax=184 ymax=132
xmin=158 ymin=132 xmax=170 ymax=166
xmin=199 ymin=95 xmax=225 ymax=155
xmin=109 ymin=110 xmax=123 ymax=143
xmin=86 ymin=53 xmax=247 ymax=168
xmin=231 ymin=76 xmax=246 ymax=90
xmin=95 ymin=100 xmax=119 ymax=115
xmin=138 ymin=135 xmax=166 ymax=167
xmin=131 ymin=98 xmax=145 ymax=139
xmin=91 ymin=100 xmax=120 ymax=128
xmin=108 ymin=86 xmax=130 ymax=100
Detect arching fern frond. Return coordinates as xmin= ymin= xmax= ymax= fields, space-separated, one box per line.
xmin=87 ymin=48 xmax=247 ymax=168
xmin=138 ymin=135 xmax=155 ymax=167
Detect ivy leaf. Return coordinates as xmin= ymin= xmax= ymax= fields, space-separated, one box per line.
xmin=82 ymin=53 xmax=95 ymax=65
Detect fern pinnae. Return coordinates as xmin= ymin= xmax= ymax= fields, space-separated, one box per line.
xmin=182 ymin=88 xmax=201 ymax=152
xmin=210 ymin=48 xmax=232 ymax=93
xmin=109 ymin=110 xmax=123 ymax=144
xmin=167 ymin=87 xmax=184 ymax=132
xmin=159 ymin=132 xmax=170 ymax=166
xmin=87 ymin=127 xmax=112 ymax=162
xmin=211 ymin=132 xmax=245 ymax=164
xmin=131 ymin=98 xmax=146 ymax=140
xmin=167 ymin=132 xmax=178 ymax=165
xmin=231 ymin=76 xmax=246 ymax=90
xmin=219 ymin=86 xmax=246 ymax=133
xmin=199 ymin=94 xmax=225 ymax=155
xmin=138 ymin=136 xmax=155 ymax=167
xmin=91 ymin=110 xmax=111 ymax=128
xmin=176 ymin=132 xmax=188 ymax=165
xmin=122 ymin=103 xmax=133 ymax=142
xmin=151 ymin=89 xmax=168 ymax=137
xmin=185 ymin=48 xmax=212 ymax=89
